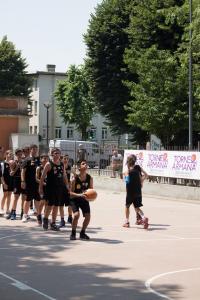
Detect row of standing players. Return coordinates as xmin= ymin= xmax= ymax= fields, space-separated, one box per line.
xmin=0 ymin=144 xmax=93 ymax=240
xmin=0 ymin=145 xmax=149 ymax=237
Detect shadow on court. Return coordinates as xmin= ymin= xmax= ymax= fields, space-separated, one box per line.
xmin=0 ymin=224 xmax=182 ymax=300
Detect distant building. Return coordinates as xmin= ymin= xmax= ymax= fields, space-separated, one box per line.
xmin=28 ymin=64 xmax=128 ymax=149
xmin=0 ymin=96 xmax=29 ymax=156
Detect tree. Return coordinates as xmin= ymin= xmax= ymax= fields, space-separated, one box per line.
xmin=124 ymin=0 xmax=196 ymax=146
xmin=0 ymin=36 xmax=32 ymax=97
xmin=54 ymin=64 xmax=95 ymax=140
xmin=84 ymin=0 xmax=137 ymax=135
xmin=192 ymin=1 xmax=200 ymax=104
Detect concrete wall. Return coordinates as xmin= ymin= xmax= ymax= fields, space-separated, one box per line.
xmin=93 ymin=176 xmax=200 ymax=202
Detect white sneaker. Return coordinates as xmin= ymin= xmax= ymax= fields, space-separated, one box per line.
xmin=4 ymin=211 xmax=11 ymax=218
xmin=30 ymin=209 xmax=35 ymax=216
xmin=0 ymin=209 xmax=4 ymax=215
xmin=22 ymin=215 xmax=28 ymax=223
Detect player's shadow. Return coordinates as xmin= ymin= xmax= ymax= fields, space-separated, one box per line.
xmin=89 ymin=237 xmax=123 ymax=244
xmin=0 ymin=225 xmax=182 ymax=300
xmin=135 ymin=223 xmax=170 ymax=231
xmin=149 ymin=224 xmax=170 ymax=227
xmin=148 ymin=223 xmax=170 ymax=231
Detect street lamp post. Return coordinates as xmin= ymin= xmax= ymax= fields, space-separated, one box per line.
xmin=189 ymin=0 xmax=193 ymax=150
xmin=43 ymin=102 xmax=52 ymax=146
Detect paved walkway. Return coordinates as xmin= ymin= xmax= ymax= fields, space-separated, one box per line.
xmin=0 ymin=187 xmax=200 ymax=299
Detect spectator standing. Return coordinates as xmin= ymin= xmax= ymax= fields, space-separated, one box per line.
xmin=111 ymin=149 xmax=123 ymax=179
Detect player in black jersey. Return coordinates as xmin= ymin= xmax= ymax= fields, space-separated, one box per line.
xmin=7 ymin=149 xmax=24 ymax=220
xmin=0 ymin=150 xmax=14 ymax=216
xmin=20 ymin=146 xmax=30 ymax=219
xmin=59 ymin=154 xmax=73 ymax=227
xmin=39 ymin=148 xmax=70 ymax=231
xmin=70 ymin=160 xmax=93 ymax=240
xmin=36 ymin=153 xmax=49 ymax=224
xmin=123 ymin=155 xmax=149 ymax=229
xmin=21 ymin=144 xmax=41 ymax=223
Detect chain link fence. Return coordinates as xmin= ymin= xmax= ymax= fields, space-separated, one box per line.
xmin=39 ymin=140 xmax=200 ymax=187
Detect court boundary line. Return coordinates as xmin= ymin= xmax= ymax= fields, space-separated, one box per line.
xmin=145 ymin=267 xmax=200 ymax=300
xmin=0 ymin=272 xmax=56 ymax=300
xmin=0 ymin=233 xmax=26 ymax=240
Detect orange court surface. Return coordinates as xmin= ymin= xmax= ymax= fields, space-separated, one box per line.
xmin=0 ymin=187 xmax=200 ymax=300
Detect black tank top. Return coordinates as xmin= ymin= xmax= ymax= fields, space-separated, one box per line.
xmin=2 ymin=162 xmax=10 ymax=179
xmin=47 ymin=161 xmax=65 ymax=187
xmin=13 ymin=160 xmax=23 ymax=178
xmin=74 ymin=174 xmax=91 ymax=194
xmin=24 ymin=157 xmax=40 ymax=184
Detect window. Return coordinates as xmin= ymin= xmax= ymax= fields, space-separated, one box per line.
xmin=29 ymin=126 xmax=32 ymax=134
xmin=34 ymin=126 xmax=37 ymax=134
xmin=89 ymin=127 xmax=96 ymax=140
xmin=102 ymin=128 xmax=108 ymax=140
xmin=55 ymin=127 xmax=61 ymax=139
xmin=34 ymin=101 xmax=38 ymax=116
xmin=67 ymin=127 xmax=73 ymax=139
xmin=42 ymin=127 xmax=47 ymax=139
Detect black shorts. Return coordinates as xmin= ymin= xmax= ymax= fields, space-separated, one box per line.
xmin=21 ymin=188 xmax=27 ymax=195
xmin=70 ymin=197 xmax=90 ymax=215
xmin=3 ymin=181 xmax=13 ymax=192
xmin=13 ymin=177 xmax=23 ymax=195
xmin=2 ymin=176 xmax=13 ymax=192
xmin=26 ymin=190 xmax=40 ymax=201
xmin=46 ymin=185 xmax=70 ymax=207
xmin=25 ymin=183 xmax=40 ymax=201
xmin=126 ymin=195 xmax=143 ymax=209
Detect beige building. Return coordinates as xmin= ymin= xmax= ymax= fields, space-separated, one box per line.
xmin=28 ymin=64 xmax=128 ymax=149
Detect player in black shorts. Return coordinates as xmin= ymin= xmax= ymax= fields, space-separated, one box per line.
xmin=39 ymin=148 xmax=70 ymax=231
xmin=36 ymin=153 xmax=49 ymax=224
xmin=59 ymin=154 xmax=73 ymax=227
xmin=8 ymin=149 xmax=24 ymax=220
xmin=70 ymin=160 xmax=93 ymax=240
xmin=20 ymin=146 xmax=30 ymax=219
xmin=123 ymin=155 xmax=149 ymax=229
xmin=0 ymin=150 xmax=13 ymax=216
xmin=21 ymin=144 xmax=41 ymax=223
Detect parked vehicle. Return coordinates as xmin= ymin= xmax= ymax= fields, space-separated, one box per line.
xmin=49 ymin=140 xmax=100 ymax=168
xmin=49 ymin=140 xmax=113 ymax=169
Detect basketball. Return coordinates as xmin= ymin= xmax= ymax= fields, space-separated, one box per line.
xmin=84 ymin=189 xmax=97 ymax=201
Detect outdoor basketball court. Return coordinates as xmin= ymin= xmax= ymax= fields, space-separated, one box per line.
xmin=0 ymin=188 xmax=200 ymax=300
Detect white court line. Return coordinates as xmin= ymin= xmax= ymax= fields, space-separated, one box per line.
xmin=0 ymin=272 xmax=56 ymax=300
xmin=0 ymin=233 xmax=26 ymax=240
xmin=145 ymin=267 xmax=200 ymax=300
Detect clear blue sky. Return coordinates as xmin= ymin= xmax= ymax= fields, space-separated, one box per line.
xmin=0 ymin=0 xmax=102 ymax=73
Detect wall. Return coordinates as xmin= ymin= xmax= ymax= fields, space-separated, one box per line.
xmin=0 ymin=96 xmax=29 ymax=154
xmin=0 ymin=116 xmax=18 ymax=151
xmin=93 ymin=176 xmax=200 ymax=202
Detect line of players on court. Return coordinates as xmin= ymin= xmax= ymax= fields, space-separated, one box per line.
xmin=0 ymin=144 xmax=93 ymax=240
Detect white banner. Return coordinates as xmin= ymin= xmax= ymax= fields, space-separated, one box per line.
xmin=123 ymin=150 xmax=200 ymax=180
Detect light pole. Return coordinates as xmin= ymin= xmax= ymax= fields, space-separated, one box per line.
xmin=189 ymin=0 xmax=193 ymax=150
xmin=43 ymin=102 xmax=52 ymax=146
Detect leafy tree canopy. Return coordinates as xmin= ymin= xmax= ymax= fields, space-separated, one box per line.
xmin=55 ymin=64 xmax=96 ymax=140
xmin=125 ymin=0 xmax=200 ymax=146
xmin=0 ymin=36 xmax=32 ymax=97
xmin=84 ymin=0 xmax=139 ymax=135
xmin=85 ymin=0 xmax=200 ymax=146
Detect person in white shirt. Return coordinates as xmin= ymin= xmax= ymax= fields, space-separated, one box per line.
xmin=111 ymin=150 xmax=123 ymax=179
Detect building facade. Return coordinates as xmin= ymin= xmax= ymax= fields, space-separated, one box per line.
xmin=0 ymin=96 xmax=29 ymax=157
xmin=29 ymin=65 xmax=128 ymax=148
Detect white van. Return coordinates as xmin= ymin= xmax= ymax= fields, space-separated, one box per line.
xmin=49 ymin=140 xmax=99 ymax=168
